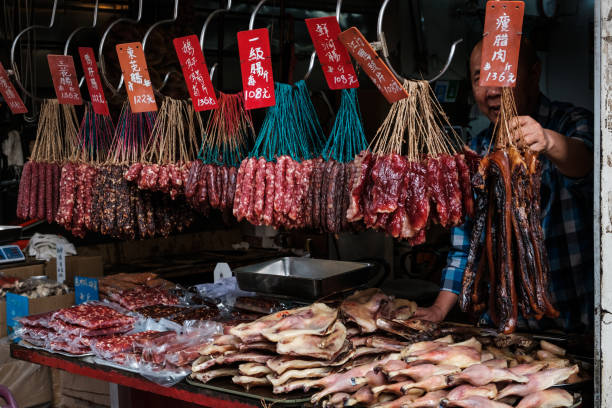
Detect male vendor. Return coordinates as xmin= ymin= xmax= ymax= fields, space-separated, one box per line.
xmin=413 ymin=39 xmax=594 ymax=331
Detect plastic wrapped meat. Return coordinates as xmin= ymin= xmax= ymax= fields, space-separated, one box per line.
xmin=52 ymin=304 xmax=135 ymax=330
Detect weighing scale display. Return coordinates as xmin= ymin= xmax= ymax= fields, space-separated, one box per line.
xmin=0 ymin=245 xmax=25 ymax=264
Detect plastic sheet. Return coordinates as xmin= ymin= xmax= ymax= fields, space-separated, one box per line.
xmin=194 ymin=277 xmax=255 ymax=311
xmin=52 ymin=303 xmax=136 ymax=330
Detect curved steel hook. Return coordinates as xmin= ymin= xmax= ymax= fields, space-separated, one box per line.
xmin=209 ymin=62 xmax=219 ymax=82
xmin=10 ymin=0 xmax=59 ymax=100
xmin=64 ymin=0 xmax=99 ymax=55
xmin=249 ymin=0 xmax=268 ymax=31
xmin=142 ymin=0 xmax=180 ymax=94
xmin=303 ymin=0 xmax=344 ymax=82
xmin=201 ymin=0 xmax=232 ymax=84
xmin=98 ymin=0 xmax=144 ymax=95
xmin=377 ymin=0 xmax=462 ymax=83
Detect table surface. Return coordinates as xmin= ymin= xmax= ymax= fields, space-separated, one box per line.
xmin=9 ymin=343 xmax=280 ymax=408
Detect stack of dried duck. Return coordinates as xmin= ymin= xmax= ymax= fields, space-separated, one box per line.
xmin=190 ymin=289 xmax=582 ymax=407
xmin=347 ymin=81 xmax=479 ymax=245
xmin=459 ymin=89 xmax=559 ymax=334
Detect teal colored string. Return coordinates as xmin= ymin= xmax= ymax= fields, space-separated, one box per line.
xmin=322 ymin=88 xmax=367 ymax=163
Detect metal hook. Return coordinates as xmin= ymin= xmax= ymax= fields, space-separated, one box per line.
xmin=10 ymin=0 xmax=59 ymax=100
xmin=200 ymin=0 xmax=232 ymax=84
xmin=303 ymin=0 xmax=344 ymax=82
xmin=377 ymin=0 xmax=462 ymax=83
xmin=142 ymin=0 xmax=180 ymax=94
xmin=98 ymin=0 xmax=144 ymax=95
xmin=249 ymin=0 xmax=268 ymax=31
xmin=64 ymin=0 xmax=99 ymax=90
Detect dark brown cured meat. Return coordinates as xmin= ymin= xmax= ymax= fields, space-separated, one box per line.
xmin=227 ymin=167 xmax=237 ymax=208
xmin=125 ymin=163 xmax=143 ymax=182
xmin=45 ymin=163 xmax=54 ymax=223
xmin=387 ymin=177 xmax=410 ymax=239
xmin=262 ymin=161 xmax=276 ymax=226
xmin=303 ymin=159 xmax=317 ymax=229
xmin=347 ymin=152 xmax=373 ymax=222
xmin=440 ymin=154 xmax=463 ymax=226
xmin=207 ymin=165 xmax=220 ymax=208
xmin=84 ymin=165 xmax=98 ymax=230
xmin=456 ymin=154 xmax=475 ymax=219
xmin=57 ymin=163 xmax=75 ymax=227
xmin=369 ymin=154 xmax=407 ymax=215
xmin=311 ymin=159 xmax=324 ymax=229
xmin=220 ymin=166 xmax=229 ymax=210
xmin=134 ymin=189 xmax=147 ymax=239
xmin=196 ymin=163 xmax=209 ymax=206
xmin=341 ymin=162 xmax=353 ymax=231
xmin=253 ymin=158 xmax=267 ymax=222
xmin=90 ymin=166 xmax=104 ymax=232
xmin=326 ymin=161 xmax=341 ymax=233
xmin=185 ymin=161 xmax=202 ymax=199
xmin=52 ymin=163 xmax=61 ymax=221
xmin=29 ymin=162 xmax=39 ymax=219
xmin=333 ymin=162 xmax=345 ymax=234
xmin=320 ymin=160 xmax=333 ymax=231
xmin=169 ymin=163 xmax=183 ymax=189
xmin=299 ymin=160 xmax=315 ymax=228
xmin=16 ymin=161 xmax=32 ymax=219
xmin=37 ymin=161 xmax=46 ymax=220
xmin=426 ymin=156 xmax=449 ymax=227
xmin=143 ymin=191 xmax=156 ymax=238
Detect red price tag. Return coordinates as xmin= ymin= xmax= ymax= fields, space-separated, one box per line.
xmin=0 ymin=63 xmax=27 ymax=114
xmin=480 ymin=1 xmax=524 ymax=88
xmin=78 ymin=47 xmax=110 ymax=116
xmin=237 ymin=28 xmax=276 ymax=110
xmin=306 ymin=16 xmax=358 ymax=90
xmin=47 ymin=55 xmax=83 ymax=105
xmin=116 ymin=42 xmax=158 ymax=113
xmin=173 ymin=35 xmax=218 ymax=112
xmin=338 ymin=28 xmax=408 ymax=103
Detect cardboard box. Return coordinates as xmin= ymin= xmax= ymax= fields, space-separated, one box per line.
xmin=0 ymin=341 xmax=53 ymax=408
xmin=0 ymin=293 xmax=75 ymax=337
xmin=45 ymin=255 xmax=104 ymax=285
xmin=0 ymin=262 xmax=44 ymax=280
xmin=52 ymin=369 xmax=110 ymax=408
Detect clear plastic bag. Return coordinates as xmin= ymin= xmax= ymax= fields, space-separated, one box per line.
xmin=15 ymin=311 xmax=54 ymax=328
xmin=193 ymin=277 xmax=255 ymax=311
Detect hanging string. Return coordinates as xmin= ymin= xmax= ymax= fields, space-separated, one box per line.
xmin=74 ymin=103 xmax=115 ymax=164
xmin=107 ymin=102 xmax=156 ymax=165
xmin=322 ymin=88 xmax=367 ymax=163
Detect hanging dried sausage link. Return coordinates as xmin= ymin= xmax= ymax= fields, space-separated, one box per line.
xmin=17 ymin=161 xmax=32 ymax=219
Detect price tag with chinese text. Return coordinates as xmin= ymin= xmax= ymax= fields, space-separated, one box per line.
xmin=78 ymin=47 xmax=110 ymax=116
xmin=75 ymin=276 xmax=99 ymax=305
xmin=237 ymin=28 xmax=276 ymax=110
xmin=306 ymin=16 xmax=358 ymax=90
xmin=338 ymin=27 xmax=408 ymax=103
xmin=0 ymin=63 xmax=27 ymax=114
xmin=56 ymin=244 xmax=66 ymax=284
xmin=47 ymin=55 xmax=83 ymax=105
xmin=6 ymin=293 xmax=28 ymax=335
xmin=480 ymin=1 xmax=524 ymax=87
xmin=173 ymin=35 xmax=218 ymax=112
xmin=116 ymin=42 xmax=158 ymax=113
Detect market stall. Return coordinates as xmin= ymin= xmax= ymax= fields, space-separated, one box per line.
xmin=0 ymin=0 xmax=601 ymax=406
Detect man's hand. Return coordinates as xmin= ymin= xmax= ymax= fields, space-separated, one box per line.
xmin=412 ymin=304 xmax=446 ymax=323
xmin=510 ymin=116 xmax=552 ymax=153
xmin=411 ymin=290 xmax=458 ymax=323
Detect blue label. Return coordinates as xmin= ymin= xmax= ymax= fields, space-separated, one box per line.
xmin=6 ymin=293 xmax=29 ymax=334
xmin=75 ymin=276 xmax=99 ymax=305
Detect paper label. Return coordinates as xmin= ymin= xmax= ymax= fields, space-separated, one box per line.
xmin=237 ymin=28 xmax=276 ymax=110
xmin=6 ymin=293 xmax=29 ymax=334
xmin=116 ymin=42 xmax=158 ymax=113
xmin=0 ymin=62 xmax=27 ymax=114
xmin=173 ymin=35 xmax=218 ymax=112
xmin=338 ymin=27 xmax=408 ymax=103
xmin=480 ymin=1 xmax=525 ymax=87
xmin=306 ymin=16 xmax=358 ymax=90
xmin=213 ymin=263 xmax=232 ymax=283
xmin=75 ymin=276 xmax=99 ymax=305
xmin=78 ymin=47 xmax=110 ymax=115
xmin=56 ymin=244 xmax=66 ymax=284
xmin=47 ymin=55 xmax=83 ymax=105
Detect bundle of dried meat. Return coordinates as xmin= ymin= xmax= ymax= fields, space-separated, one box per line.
xmin=92 ymin=103 xmax=195 ymax=239
xmin=125 ymin=98 xmax=202 ymax=200
xmin=459 ymin=88 xmax=559 ymax=334
xmin=108 ymin=286 xmax=180 ymax=311
xmin=17 ymin=99 xmax=79 ymax=223
xmin=186 ymin=93 xmax=253 ymax=217
xmin=56 ymin=103 xmax=114 ymax=238
xmin=232 ymin=81 xmax=325 ymax=229
xmin=347 ymin=81 xmax=474 ymax=245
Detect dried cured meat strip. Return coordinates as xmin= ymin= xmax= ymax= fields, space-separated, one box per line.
xmin=17 ymin=161 xmax=32 ymax=219
xmin=426 ymin=156 xmax=449 ymax=227
xmin=369 ymin=154 xmax=407 ymax=215
xmin=333 ymin=162 xmax=345 ymax=234
xmin=302 ymin=159 xmax=316 ymax=229
xmin=83 ymin=165 xmax=98 ymax=230
xmin=326 ymin=162 xmax=340 ymax=233
xmin=158 ymin=165 xmax=170 ymax=193
xmin=125 ymin=163 xmax=143 ymax=181
xmin=227 ymin=167 xmax=237 ymax=210
xmin=273 ymin=156 xmax=287 ymax=215
xmin=37 ymin=161 xmax=46 ymax=219
xmin=208 ymin=165 xmax=220 ymax=208
xmin=52 ymin=163 xmax=61 ymax=221
xmin=220 ymin=166 xmax=229 ymax=210
xmin=53 ymin=304 xmax=135 ymax=330
xmin=406 ymin=161 xmax=430 ymax=233
xmin=241 ymin=158 xmax=257 ymax=222
xmin=57 ymin=163 xmax=76 ymax=227
xmin=347 ymin=152 xmax=373 ymax=222
xmin=311 ymin=159 xmax=324 ymax=229
xmin=49 ymin=318 xmax=133 ymax=337
xmin=169 ymin=163 xmax=183 ymax=189
xmin=261 ymin=161 xmax=276 ymax=226
xmin=185 ymin=161 xmax=200 ymax=200
xmin=440 ymin=154 xmax=463 ymax=226
xmin=297 ymin=160 xmax=314 ymax=228
xmin=233 ymin=160 xmax=247 ymax=218
xmin=283 ymin=159 xmax=296 ymax=215
xmin=253 ymin=158 xmax=267 ymax=222
xmin=45 ymin=163 xmax=54 ymax=223
xmin=29 ymin=162 xmax=39 ymax=219
xmin=288 ymin=161 xmax=303 ymax=222
xmin=341 ymin=162 xmax=353 ymax=231
xmin=456 ymin=153 xmax=475 ymax=218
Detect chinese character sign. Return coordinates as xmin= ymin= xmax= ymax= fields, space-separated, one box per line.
xmin=338 ymin=27 xmax=408 ymax=103
xmin=480 ymin=1 xmax=524 ymax=87
xmin=116 ymin=42 xmax=158 ymax=113
xmin=0 ymin=63 xmax=27 ymax=114
xmin=173 ymin=35 xmax=218 ymax=112
xmin=78 ymin=47 xmax=110 ymax=116
xmin=47 ymin=55 xmax=83 ymax=105
xmin=75 ymin=276 xmax=99 ymax=305
xmin=305 ymin=16 xmax=358 ymax=90
xmin=237 ymin=28 xmax=276 ymax=110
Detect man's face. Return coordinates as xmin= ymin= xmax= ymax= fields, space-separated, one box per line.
xmin=469 ymin=42 xmax=537 ymax=123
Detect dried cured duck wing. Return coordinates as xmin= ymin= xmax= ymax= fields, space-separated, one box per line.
xmin=347 ymin=152 xmax=373 ymax=222
xmin=340 ymin=288 xmax=390 ymax=333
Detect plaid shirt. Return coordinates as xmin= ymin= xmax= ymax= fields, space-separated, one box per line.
xmin=441 ymin=94 xmax=594 ymax=332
